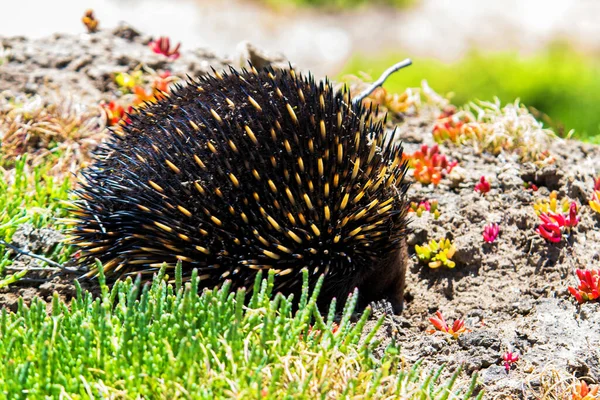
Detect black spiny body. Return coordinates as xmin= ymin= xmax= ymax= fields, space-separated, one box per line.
xmin=71 ymin=66 xmax=410 ymax=312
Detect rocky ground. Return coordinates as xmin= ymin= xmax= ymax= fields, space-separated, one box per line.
xmin=1 ymin=26 xmax=599 ymax=399
xmin=368 ymin=120 xmax=600 ymax=398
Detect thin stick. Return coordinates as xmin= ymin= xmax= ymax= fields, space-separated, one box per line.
xmin=4 ymin=266 xmax=64 ymax=272
xmin=351 ymin=58 xmax=413 ymax=105
xmin=0 ymin=239 xmax=74 ymax=271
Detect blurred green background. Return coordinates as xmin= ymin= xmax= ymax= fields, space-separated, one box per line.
xmin=259 ymin=0 xmax=600 ymax=144
xmin=340 ymin=44 xmax=600 ymax=143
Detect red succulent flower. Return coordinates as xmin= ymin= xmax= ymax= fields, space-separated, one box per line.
xmin=566 ymin=202 xmax=579 ymax=229
xmin=524 ymin=182 xmax=539 ymax=191
xmin=483 ymin=223 xmax=500 ymax=243
xmin=535 ymin=222 xmax=562 ymax=243
xmin=149 ymin=37 xmax=181 ymax=60
xmin=502 ymin=351 xmax=519 ymax=372
xmin=535 ymin=201 xmax=579 ymax=243
xmin=429 ymin=311 xmax=467 ymax=338
xmin=432 ymin=107 xmax=470 ymax=143
xmin=568 ymin=269 xmax=600 ymax=304
xmin=475 ymin=176 xmax=491 ymax=194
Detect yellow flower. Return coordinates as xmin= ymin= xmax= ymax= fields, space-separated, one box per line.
xmin=590 ymin=191 xmax=600 ymax=214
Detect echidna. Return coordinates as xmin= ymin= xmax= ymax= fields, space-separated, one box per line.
xmin=70 ymin=64 xmax=410 ymax=312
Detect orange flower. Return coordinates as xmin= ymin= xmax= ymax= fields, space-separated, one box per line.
xmin=153 ymin=71 xmax=173 ymax=93
xmin=404 ymin=144 xmax=457 ymax=185
xmin=572 ymin=380 xmax=599 ymax=400
xmin=82 ymin=9 xmax=99 ymax=33
xmin=101 ymin=101 xmax=131 ymax=126
xmin=133 ymin=86 xmax=154 ymax=105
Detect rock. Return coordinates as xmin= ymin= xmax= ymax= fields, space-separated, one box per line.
xmin=112 ymin=23 xmax=141 ymax=41
xmin=406 ymin=215 xmax=431 ymax=246
xmin=10 ymin=223 xmax=64 ymax=255
xmin=459 ymin=330 xmax=502 ymax=350
xmin=521 ymin=162 xmax=563 ymax=190
xmin=481 ymin=365 xmax=522 ymax=395
xmin=235 ymin=40 xmax=290 ymax=71
xmin=498 ymin=170 xmax=524 ymax=190
xmin=566 ymin=178 xmax=589 ymax=204
xmin=447 ymin=166 xmax=466 ymax=189
xmin=67 ymin=55 xmax=93 ymax=72
xmin=452 ymin=231 xmax=483 ymax=266
xmin=0 ymin=28 xmax=231 ymax=105
xmin=39 ymin=278 xmax=77 ymax=299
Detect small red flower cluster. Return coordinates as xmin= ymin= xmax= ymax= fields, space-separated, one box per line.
xmin=149 ymin=37 xmax=181 ymax=60
xmin=432 ymin=108 xmax=469 ymax=143
xmin=523 ymin=182 xmax=539 ymax=191
xmin=475 ymin=176 xmax=491 ymax=194
xmin=102 ymin=70 xmax=176 ymax=126
xmin=536 ymin=202 xmax=579 ymax=243
xmin=568 ymin=269 xmax=600 ymax=304
xmin=404 ymin=144 xmax=458 ymax=185
xmin=502 ymin=351 xmax=519 ymax=372
xmin=483 ymin=223 xmax=500 ymax=243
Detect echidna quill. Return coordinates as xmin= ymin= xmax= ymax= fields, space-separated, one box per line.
xmin=69 ymin=60 xmax=412 ymax=312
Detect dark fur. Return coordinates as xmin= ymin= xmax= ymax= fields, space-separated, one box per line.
xmin=71 ymin=66 xmax=410 ymax=313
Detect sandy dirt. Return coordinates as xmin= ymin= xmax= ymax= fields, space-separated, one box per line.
xmin=1 ymin=27 xmax=599 ymax=399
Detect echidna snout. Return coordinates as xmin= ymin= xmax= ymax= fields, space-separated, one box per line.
xmin=70 ymin=65 xmax=410 ymax=313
